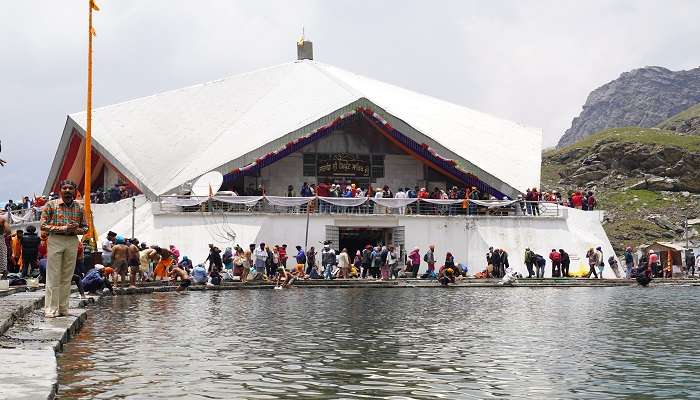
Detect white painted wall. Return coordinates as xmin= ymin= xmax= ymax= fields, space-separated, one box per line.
xmin=98 ymin=202 xmax=619 ymax=278
xmin=376 ymin=154 xmax=425 ymax=191
xmin=91 ymin=195 xmax=147 ymax=236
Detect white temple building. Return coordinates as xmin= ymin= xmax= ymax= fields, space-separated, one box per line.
xmin=45 ymin=42 xmax=617 ymax=277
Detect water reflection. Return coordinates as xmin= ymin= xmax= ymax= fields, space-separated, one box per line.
xmin=58 ymin=287 xmax=700 ymax=399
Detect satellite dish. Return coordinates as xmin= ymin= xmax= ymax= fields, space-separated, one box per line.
xmin=191 ymin=171 xmax=223 ymax=197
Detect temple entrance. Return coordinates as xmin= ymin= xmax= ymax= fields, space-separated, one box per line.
xmin=327 ymin=225 xmax=406 ymax=260
xmin=338 ymin=227 xmax=389 ymax=258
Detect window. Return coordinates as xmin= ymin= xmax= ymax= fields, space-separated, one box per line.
xmin=303 ymin=153 xmax=316 ymax=177
xmin=371 ymin=154 xmax=384 ymax=179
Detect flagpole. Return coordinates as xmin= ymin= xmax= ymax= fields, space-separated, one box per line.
xmin=84 ymin=0 xmax=96 ymax=248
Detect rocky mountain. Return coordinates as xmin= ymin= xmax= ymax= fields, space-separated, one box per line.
xmin=542 ymin=125 xmax=700 ymax=251
xmin=558 ymin=66 xmax=700 ymax=148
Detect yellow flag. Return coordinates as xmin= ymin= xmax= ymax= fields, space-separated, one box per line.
xmin=90 ymin=0 xmax=100 ymax=11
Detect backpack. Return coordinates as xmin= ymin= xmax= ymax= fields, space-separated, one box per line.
xmin=423 ymin=252 xmax=429 ymax=262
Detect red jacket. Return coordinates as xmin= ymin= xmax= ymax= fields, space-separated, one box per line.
xmin=572 ymin=193 xmax=583 ymax=207
xmin=549 ymin=251 xmax=561 ymax=263
xmin=316 ymin=183 xmax=330 ymax=197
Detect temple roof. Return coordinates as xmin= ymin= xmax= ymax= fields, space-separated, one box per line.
xmin=49 ymin=60 xmax=542 ymax=197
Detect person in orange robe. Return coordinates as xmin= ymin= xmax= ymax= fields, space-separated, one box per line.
xmin=11 ymin=230 xmax=23 ymax=272
xmin=153 ymin=246 xmax=173 ymax=280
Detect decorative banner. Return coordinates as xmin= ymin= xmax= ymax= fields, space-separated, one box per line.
xmin=318 ymin=196 xmax=368 ymax=207
xmin=213 ymin=195 xmax=264 ymax=206
xmin=371 ymin=198 xmax=418 ymax=209
xmin=161 ymin=196 xmax=208 ymax=207
xmin=265 ymin=196 xmax=313 ymax=207
xmin=317 ymin=153 xmax=369 ymax=177
xmin=7 ymin=208 xmax=39 ymax=223
xmin=421 ymin=198 xmax=464 ymax=205
xmin=159 ymin=195 xmax=531 ymax=213
xmin=468 ymin=199 xmax=519 ymax=208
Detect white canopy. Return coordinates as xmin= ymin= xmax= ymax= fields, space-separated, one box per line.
xmin=47 ymin=60 xmax=542 ymax=197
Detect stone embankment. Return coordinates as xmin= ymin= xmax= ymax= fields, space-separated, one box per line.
xmin=0 ymin=288 xmax=93 ymax=400
xmin=2 ymin=278 xmax=700 ymax=399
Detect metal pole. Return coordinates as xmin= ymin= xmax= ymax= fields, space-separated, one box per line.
xmin=83 ymin=0 xmax=96 ymax=248
xmin=304 ymin=198 xmax=311 ymax=250
xmin=131 ymin=197 xmax=135 ymax=239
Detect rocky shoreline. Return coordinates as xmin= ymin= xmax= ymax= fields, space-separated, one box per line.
xmin=2 ymin=278 xmax=700 ymax=399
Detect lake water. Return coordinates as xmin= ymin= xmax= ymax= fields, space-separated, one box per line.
xmin=57 ymin=286 xmax=700 ymax=399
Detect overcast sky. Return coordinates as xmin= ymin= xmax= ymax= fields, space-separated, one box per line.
xmin=1 ymin=0 xmax=699 ymax=201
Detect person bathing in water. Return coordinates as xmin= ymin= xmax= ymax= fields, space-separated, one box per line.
xmin=275 ymin=266 xmax=295 ymax=288
xmin=169 ymin=265 xmax=191 ymax=292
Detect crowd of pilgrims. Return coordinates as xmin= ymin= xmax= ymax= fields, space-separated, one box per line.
xmin=1 ymin=224 xmax=615 ymax=295
xmin=0 ymin=225 xmax=528 ymax=291
xmin=7 ymin=221 xmax=692 ymax=293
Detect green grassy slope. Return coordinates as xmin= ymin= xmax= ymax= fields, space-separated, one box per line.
xmin=543 ymin=127 xmax=700 ymax=251
xmin=546 ymin=127 xmax=700 ymax=157
xmin=657 ymin=102 xmax=700 ymax=128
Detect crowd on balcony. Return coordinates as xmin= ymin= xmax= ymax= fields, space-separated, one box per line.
xmin=1 ymin=184 xmax=140 ymax=226
xmin=88 ymin=184 xmax=137 ymax=204
xmin=193 ymin=182 xmax=597 ymax=217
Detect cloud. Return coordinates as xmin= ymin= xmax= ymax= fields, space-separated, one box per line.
xmin=1 ymin=0 xmax=699 ymax=201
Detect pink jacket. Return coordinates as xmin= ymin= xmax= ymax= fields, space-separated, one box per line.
xmin=409 ymin=249 xmax=421 ymax=267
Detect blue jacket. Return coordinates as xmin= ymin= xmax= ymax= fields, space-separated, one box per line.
xmin=192 ymin=265 xmax=208 ymax=283
xmin=295 ymin=250 xmax=306 ymax=264
xmin=82 ymin=269 xmax=104 ymax=291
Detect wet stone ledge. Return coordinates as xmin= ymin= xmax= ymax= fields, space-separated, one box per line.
xmin=0 ymin=293 xmax=93 ymax=400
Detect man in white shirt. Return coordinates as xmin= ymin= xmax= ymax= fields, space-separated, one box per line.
xmin=102 ymin=231 xmax=116 ymax=266
xmin=394 ymin=187 xmax=407 ymax=215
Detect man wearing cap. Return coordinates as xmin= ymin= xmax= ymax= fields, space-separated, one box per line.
xmin=648 ymin=250 xmax=659 ymax=277
xmin=40 ymin=180 xmax=88 ymax=317
xmin=595 ymin=246 xmax=605 ymax=278
xmin=321 ymin=241 xmax=337 ymax=280
xmin=81 ymin=264 xmax=114 ymax=295
xmin=111 ymin=236 xmax=129 ymax=287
